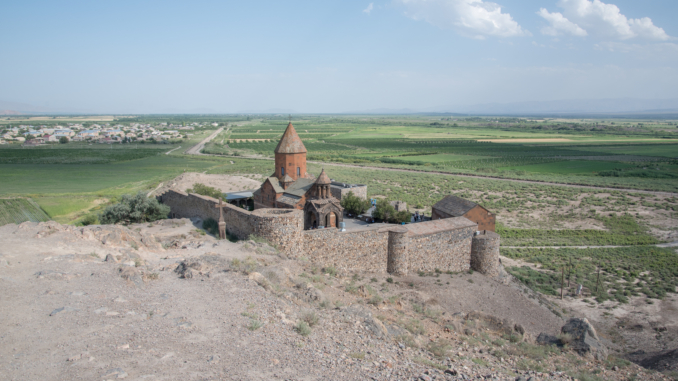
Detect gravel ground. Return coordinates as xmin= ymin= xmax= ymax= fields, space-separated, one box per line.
xmin=0 ymin=221 xmax=670 ymax=381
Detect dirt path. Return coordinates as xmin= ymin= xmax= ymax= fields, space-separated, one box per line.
xmin=165 ymin=146 xmax=181 ymax=155
xmin=502 ymin=241 xmax=678 ymax=250
xmin=184 ymin=127 xmax=223 ymax=155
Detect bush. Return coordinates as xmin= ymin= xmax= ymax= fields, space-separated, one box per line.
xmin=373 ymin=199 xmax=411 ymax=223
xmin=295 ymin=321 xmax=311 ymax=336
xmin=340 ymin=191 xmax=371 ymax=216
xmin=59 ymin=136 xmax=69 ymax=144
xmin=203 ymin=217 xmax=219 ymax=235
xmin=99 ymin=192 xmax=170 ymax=225
xmin=300 ymin=310 xmax=319 ymax=327
xmin=79 ymin=213 xmax=98 ymax=226
xmin=186 ymin=183 xmax=224 ymax=200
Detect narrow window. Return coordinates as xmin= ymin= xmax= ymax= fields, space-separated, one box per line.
xmin=297 ymin=167 xmax=300 ymax=176
xmin=281 ymin=167 xmax=285 ymax=176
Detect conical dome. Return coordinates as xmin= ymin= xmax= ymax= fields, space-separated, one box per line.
xmin=274 ymin=123 xmax=307 ymax=154
xmin=315 ymin=168 xmax=331 ymax=185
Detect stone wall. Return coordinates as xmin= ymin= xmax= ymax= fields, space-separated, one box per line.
xmin=471 ymin=230 xmax=500 ymax=276
xmin=405 ymin=217 xmax=477 ymax=274
xmin=330 ymin=183 xmax=368 ymax=200
xmin=159 ymin=190 xmax=499 ymax=275
xmin=302 ymin=225 xmax=389 ymax=273
xmin=158 ymin=190 xmax=303 ymax=255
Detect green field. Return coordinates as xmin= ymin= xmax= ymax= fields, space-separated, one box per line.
xmin=0 ymin=198 xmax=51 ymax=225
xmin=2 ymin=114 xmax=677 ymax=305
xmin=499 ymin=160 xmax=636 ymax=175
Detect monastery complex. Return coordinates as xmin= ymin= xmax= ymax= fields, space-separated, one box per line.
xmin=158 ymin=123 xmax=501 ymax=277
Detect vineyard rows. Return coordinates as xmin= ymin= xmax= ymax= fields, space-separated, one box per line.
xmin=0 ymin=198 xmax=51 ymax=225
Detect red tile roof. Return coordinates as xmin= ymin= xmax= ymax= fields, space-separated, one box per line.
xmin=274 ymin=123 xmax=307 ymax=154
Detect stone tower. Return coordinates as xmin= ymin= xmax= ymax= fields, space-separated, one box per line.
xmin=314 ymin=168 xmax=331 ymax=198
xmin=274 ymin=122 xmax=309 ymax=181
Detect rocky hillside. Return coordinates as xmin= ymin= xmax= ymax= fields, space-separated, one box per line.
xmin=0 ymin=220 xmax=671 ymax=380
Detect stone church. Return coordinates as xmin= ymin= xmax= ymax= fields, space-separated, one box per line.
xmin=253 ymin=122 xmax=366 ymax=230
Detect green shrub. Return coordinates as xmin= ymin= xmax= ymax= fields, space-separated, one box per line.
xmin=79 ymin=213 xmax=98 ymax=226
xmin=300 ymin=310 xmax=319 ymax=327
xmin=340 ymin=191 xmax=371 ymax=216
xmin=295 ymin=321 xmax=311 ymax=336
xmin=202 ymin=217 xmax=219 ymax=235
xmin=186 ymin=183 xmax=224 ymax=200
xmin=99 ymin=192 xmax=170 ymax=225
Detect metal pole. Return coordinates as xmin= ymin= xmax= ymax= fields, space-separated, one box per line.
xmin=561 ymin=267 xmax=565 ymax=300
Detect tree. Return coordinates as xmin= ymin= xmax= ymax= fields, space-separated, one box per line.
xmin=340 ymin=191 xmax=370 ymax=216
xmin=59 ymin=136 xmax=69 ymax=144
xmin=186 ymin=183 xmax=224 ymax=200
xmin=373 ymin=199 xmax=410 ymax=224
xmin=99 ymin=192 xmax=170 ymax=225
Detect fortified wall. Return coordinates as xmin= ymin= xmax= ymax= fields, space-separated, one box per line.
xmin=158 ymin=190 xmax=500 ymax=276
xmin=157 ymin=190 xmax=303 ymax=254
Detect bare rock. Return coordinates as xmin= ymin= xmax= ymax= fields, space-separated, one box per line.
xmin=118 ymin=267 xmax=143 ymax=287
xmin=174 ymin=253 xmax=229 ymax=278
xmin=561 ymin=318 xmax=608 ymax=360
xmin=248 ymin=272 xmax=272 ymax=290
xmin=465 ymin=311 xmax=525 ymax=338
xmin=105 ymin=254 xmax=117 ymax=263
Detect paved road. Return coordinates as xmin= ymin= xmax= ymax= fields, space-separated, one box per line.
xmin=185 ymin=127 xmax=224 ymax=155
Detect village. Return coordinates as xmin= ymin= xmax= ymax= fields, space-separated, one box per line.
xmin=0 ymin=121 xmax=215 ymax=145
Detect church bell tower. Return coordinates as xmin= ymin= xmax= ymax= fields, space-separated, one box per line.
xmin=274 ymin=122 xmax=309 ymax=181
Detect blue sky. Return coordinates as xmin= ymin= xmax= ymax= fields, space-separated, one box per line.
xmin=1 ymin=0 xmax=676 ymax=113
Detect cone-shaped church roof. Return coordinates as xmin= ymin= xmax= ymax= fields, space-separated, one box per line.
xmin=274 ymin=123 xmax=307 ymax=154
xmin=315 ymin=168 xmax=331 ymax=185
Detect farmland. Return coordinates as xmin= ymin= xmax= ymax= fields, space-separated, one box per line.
xmin=0 ymin=198 xmax=50 ymax=225
xmin=1 ymin=114 xmax=677 ymax=306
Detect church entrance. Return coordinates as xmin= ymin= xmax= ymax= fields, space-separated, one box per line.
xmin=326 ymin=212 xmax=336 ymax=228
xmin=308 ymin=211 xmax=317 ymax=229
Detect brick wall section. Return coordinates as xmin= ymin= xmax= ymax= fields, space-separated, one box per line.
xmin=404 ymin=217 xmax=478 ymax=273
xmin=275 ymin=152 xmax=307 ymax=180
xmin=464 ymin=205 xmax=496 ymax=232
xmin=158 ymin=190 xmax=303 ymax=255
xmin=471 ymin=230 xmax=500 ymax=276
xmin=432 ymin=206 xmax=495 ymax=232
xmin=302 ymin=225 xmax=389 ymax=274
xmin=330 ymin=184 xmax=367 ymax=201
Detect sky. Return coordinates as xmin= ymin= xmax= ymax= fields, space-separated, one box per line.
xmin=1 ymin=0 xmax=677 ymax=114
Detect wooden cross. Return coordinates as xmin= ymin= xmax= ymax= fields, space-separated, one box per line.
xmin=213 ymin=199 xmax=227 ymax=239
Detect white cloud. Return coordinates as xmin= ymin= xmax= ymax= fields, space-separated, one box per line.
xmin=556 ymin=0 xmax=669 ymax=40
xmin=395 ymin=0 xmax=529 ymax=39
xmin=363 ymin=3 xmax=374 ymax=14
xmin=538 ymin=8 xmax=587 ymax=37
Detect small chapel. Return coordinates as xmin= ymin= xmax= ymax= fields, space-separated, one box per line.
xmin=253 ymin=122 xmax=360 ymax=230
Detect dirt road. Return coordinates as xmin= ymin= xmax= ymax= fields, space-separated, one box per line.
xmin=184 ymin=127 xmax=223 ymax=155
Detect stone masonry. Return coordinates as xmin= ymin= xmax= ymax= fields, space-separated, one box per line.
xmin=471 ymin=230 xmax=501 ymax=276
xmin=159 ymin=190 xmax=501 ymax=276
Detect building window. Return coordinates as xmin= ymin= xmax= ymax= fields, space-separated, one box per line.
xmin=281 ymin=167 xmax=285 ymax=176
xmin=297 ymin=167 xmax=300 ymax=176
